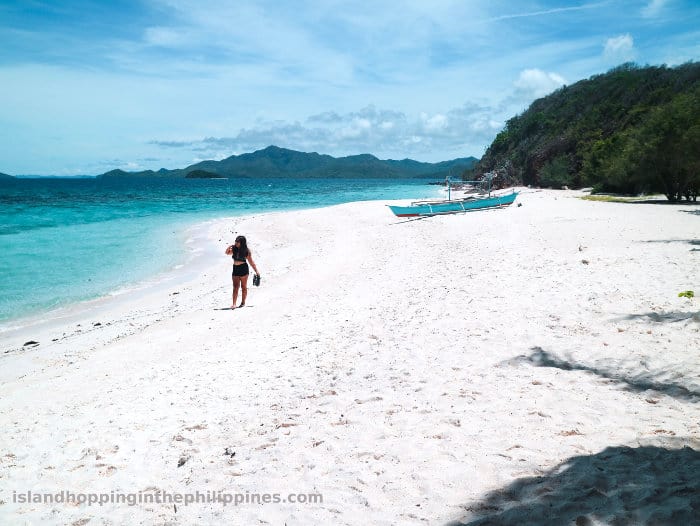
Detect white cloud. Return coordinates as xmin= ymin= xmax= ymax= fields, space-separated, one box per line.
xmin=603 ymin=34 xmax=636 ymax=63
xmin=642 ymin=0 xmax=669 ymax=18
xmin=143 ymin=27 xmax=185 ymax=47
xmin=423 ymin=113 xmax=448 ymax=131
xmin=489 ymin=3 xmax=606 ymax=22
xmin=340 ymin=118 xmax=371 ymax=139
xmin=149 ymin=101 xmax=505 ymax=162
xmin=514 ymin=69 xmax=567 ymax=99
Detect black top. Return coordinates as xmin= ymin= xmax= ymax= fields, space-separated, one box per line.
xmin=232 ymin=246 xmax=248 ymax=262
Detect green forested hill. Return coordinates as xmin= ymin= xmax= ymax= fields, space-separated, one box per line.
xmin=98 ymin=146 xmax=477 ymax=180
xmin=474 ymin=62 xmax=700 ymax=201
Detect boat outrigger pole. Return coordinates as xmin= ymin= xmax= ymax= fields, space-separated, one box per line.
xmin=461 ymin=172 xmax=494 ymax=198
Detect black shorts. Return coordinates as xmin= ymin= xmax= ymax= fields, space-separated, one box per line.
xmin=232 ymin=263 xmax=249 ymax=277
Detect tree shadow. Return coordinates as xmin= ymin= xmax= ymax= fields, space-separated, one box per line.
xmin=515 ymin=347 xmax=700 ymax=402
xmin=623 ymin=311 xmax=699 ymax=323
xmin=681 ymin=209 xmax=700 ymax=215
xmin=640 ymin=238 xmax=700 ymax=246
xmin=447 ymin=443 xmax=700 ymax=526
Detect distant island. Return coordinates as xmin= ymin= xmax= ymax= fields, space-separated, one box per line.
xmin=0 ymin=172 xmax=14 ymax=179
xmin=97 ymin=146 xmax=477 ymax=180
xmin=184 ymin=169 xmax=226 ymax=179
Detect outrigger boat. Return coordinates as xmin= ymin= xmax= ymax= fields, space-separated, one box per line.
xmin=388 ymin=173 xmax=518 ymax=218
xmin=388 ymin=191 xmax=518 ymax=217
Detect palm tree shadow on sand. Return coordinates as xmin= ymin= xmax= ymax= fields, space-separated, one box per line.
xmin=515 ymin=347 xmax=700 ymax=402
xmin=446 ymin=442 xmax=700 ymax=525
xmin=623 ymin=310 xmax=699 ymax=324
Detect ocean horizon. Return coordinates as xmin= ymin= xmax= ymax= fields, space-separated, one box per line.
xmin=0 ymin=176 xmax=440 ymax=328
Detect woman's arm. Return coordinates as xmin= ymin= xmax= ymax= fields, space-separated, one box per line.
xmin=225 ymin=245 xmax=233 ymax=255
xmin=247 ymin=251 xmax=259 ymax=275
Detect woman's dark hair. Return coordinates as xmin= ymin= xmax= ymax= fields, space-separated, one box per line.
xmin=234 ymin=235 xmax=249 ymax=259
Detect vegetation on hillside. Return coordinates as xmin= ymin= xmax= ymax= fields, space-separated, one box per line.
xmin=472 ymin=62 xmax=700 ymax=201
xmin=98 ymin=146 xmax=477 ymax=180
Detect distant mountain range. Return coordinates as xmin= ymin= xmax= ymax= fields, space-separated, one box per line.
xmin=98 ymin=146 xmax=477 ymax=179
xmin=0 ymin=172 xmax=14 ymax=179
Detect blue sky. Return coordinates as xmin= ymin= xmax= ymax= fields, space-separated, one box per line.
xmin=1 ymin=0 xmax=698 ymax=175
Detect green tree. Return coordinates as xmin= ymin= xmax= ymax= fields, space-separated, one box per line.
xmin=625 ymin=88 xmax=700 ymax=201
xmin=476 ymin=62 xmax=700 ymax=199
xmin=538 ymin=155 xmax=571 ymax=188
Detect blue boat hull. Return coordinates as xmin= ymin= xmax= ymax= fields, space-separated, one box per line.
xmin=388 ymin=192 xmax=518 ymax=217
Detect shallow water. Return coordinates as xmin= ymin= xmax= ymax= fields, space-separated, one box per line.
xmin=0 ymin=176 xmax=438 ymax=324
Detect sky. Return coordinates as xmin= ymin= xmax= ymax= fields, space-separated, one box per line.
xmin=0 ymin=0 xmax=699 ymax=175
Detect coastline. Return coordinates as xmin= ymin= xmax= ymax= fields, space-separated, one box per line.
xmin=0 ymin=217 xmax=216 ymax=335
xmin=0 ymin=210 xmax=263 ymax=368
xmin=1 ymin=189 xmax=699 ymax=524
xmin=0 ymin=177 xmax=443 ymax=330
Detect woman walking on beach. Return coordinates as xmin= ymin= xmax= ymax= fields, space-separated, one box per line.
xmin=225 ymin=236 xmax=260 ymax=309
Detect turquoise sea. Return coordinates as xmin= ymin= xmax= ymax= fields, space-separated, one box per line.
xmin=0 ymin=177 xmax=439 ymax=327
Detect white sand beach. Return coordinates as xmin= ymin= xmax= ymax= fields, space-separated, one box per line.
xmin=1 ymin=189 xmax=699 ymax=525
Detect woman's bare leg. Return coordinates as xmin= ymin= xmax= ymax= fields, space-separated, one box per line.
xmin=239 ymin=275 xmax=249 ymax=307
xmin=232 ymin=276 xmax=241 ymax=308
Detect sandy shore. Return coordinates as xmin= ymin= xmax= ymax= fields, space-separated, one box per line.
xmin=1 ymin=189 xmax=699 ymax=525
